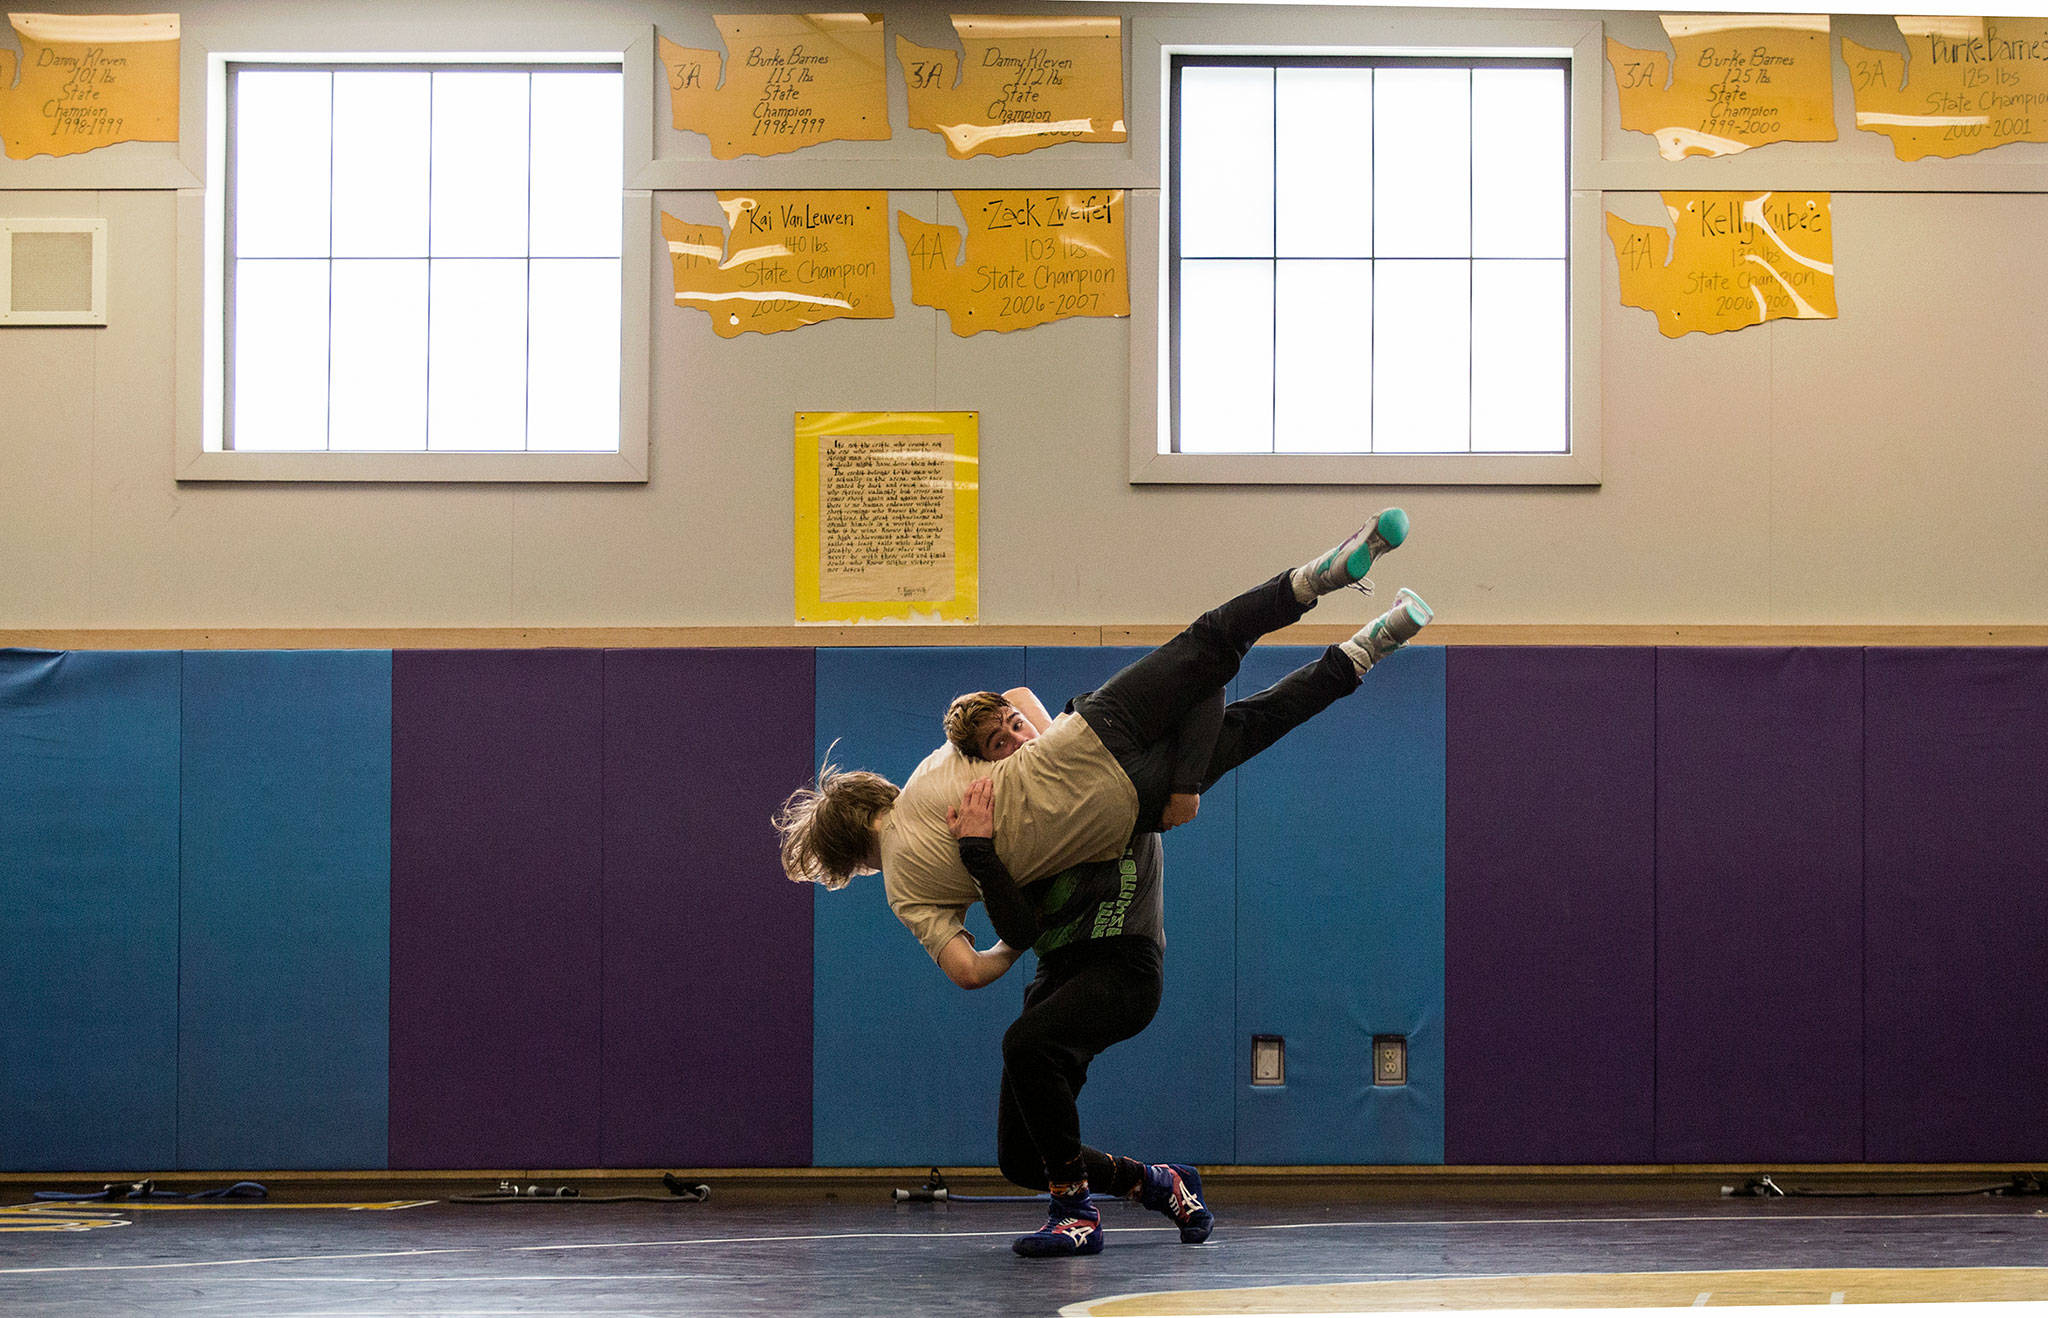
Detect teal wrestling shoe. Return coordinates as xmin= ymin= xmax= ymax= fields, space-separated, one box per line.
xmin=1343 ymin=587 xmax=1434 ymax=672
xmin=1301 ymin=508 xmax=1410 ymax=598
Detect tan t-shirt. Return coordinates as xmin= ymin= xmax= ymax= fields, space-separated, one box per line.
xmin=881 ymin=712 xmax=1138 ymax=962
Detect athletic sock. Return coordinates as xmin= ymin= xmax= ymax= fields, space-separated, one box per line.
xmin=1104 ymin=1155 xmax=1146 ymax=1199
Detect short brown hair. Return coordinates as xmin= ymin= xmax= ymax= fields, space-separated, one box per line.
xmin=774 ymin=747 xmax=900 ymax=890
xmin=943 ymin=691 xmax=1008 ymax=759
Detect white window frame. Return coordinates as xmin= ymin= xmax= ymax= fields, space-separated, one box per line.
xmin=1133 ymin=24 xmax=1604 ymax=486
xmin=177 ymin=29 xmax=654 ymax=482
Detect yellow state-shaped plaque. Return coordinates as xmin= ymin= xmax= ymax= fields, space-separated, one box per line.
xmin=1610 ymin=14 xmax=1835 ymax=159
xmin=659 ymin=14 xmax=888 ymax=160
xmin=1846 ymin=18 xmax=2048 ymax=161
xmin=898 ymin=15 xmax=1125 ymax=159
xmin=1608 ymin=192 xmax=1837 ymax=338
xmin=899 ymin=190 xmax=1126 ymax=335
xmin=665 ymin=193 xmax=894 ymax=337
xmin=0 ymin=12 xmax=179 ymax=161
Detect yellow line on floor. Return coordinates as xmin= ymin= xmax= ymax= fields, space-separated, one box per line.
xmin=1067 ymin=1268 xmax=2048 ymax=1315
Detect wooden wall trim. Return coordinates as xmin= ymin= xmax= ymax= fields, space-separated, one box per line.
xmin=5 ymin=624 xmax=2048 ymax=650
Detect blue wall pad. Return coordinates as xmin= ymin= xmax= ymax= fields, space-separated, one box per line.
xmin=1024 ymin=647 xmax=1238 ymax=1167
xmin=178 ymin=650 xmax=391 ymax=1169
xmin=1232 ymin=644 xmax=1446 ymax=1165
xmin=1 ymin=650 xmax=182 ymax=1171
xmin=812 ymin=647 xmax=1027 ymax=1167
xmin=1655 ymin=649 xmax=1865 ymax=1163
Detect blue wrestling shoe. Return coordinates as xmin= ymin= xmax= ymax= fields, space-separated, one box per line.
xmin=1305 ymin=508 xmax=1409 ymax=597
xmin=1138 ymin=1163 xmax=1214 ymax=1244
xmin=1012 ymin=1188 xmax=1104 ymax=1257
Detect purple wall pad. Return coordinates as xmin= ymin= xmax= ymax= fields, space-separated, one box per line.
xmin=1655 ymin=649 xmax=1864 ymax=1163
xmin=1865 ymin=649 xmax=2048 ymax=1161
xmin=390 ymin=651 xmax=605 ymax=1168
xmin=1444 ymin=648 xmax=1657 ymax=1164
xmin=600 ymin=649 xmax=816 ymax=1167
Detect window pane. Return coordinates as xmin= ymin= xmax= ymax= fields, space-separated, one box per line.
xmin=1177 ymin=258 xmax=1274 ymax=453
xmin=1473 ymin=68 xmax=1566 ymax=259
xmin=1275 ymin=260 xmax=1372 ymax=452
xmin=428 ymin=259 xmax=528 ymax=449
xmin=1372 ymin=260 xmax=1469 ymax=453
xmin=330 ymin=259 xmax=427 ymax=451
xmin=530 ymin=73 xmax=623 ymax=259
xmin=1373 ymin=68 xmax=1470 ymax=259
xmin=1472 ymin=259 xmax=1567 ymax=452
xmin=232 ymin=259 xmax=329 ymax=451
xmin=235 ymin=71 xmax=331 ymax=259
xmin=1277 ymin=68 xmax=1371 ymax=258
xmin=332 ymin=72 xmax=430 ymax=258
xmin=527 ymin=259 xmax=620 ymax=452
xmin=431 ymin=72 xmax=530 ymax=258
xmin=1179 ymin=65 xmax=1274 ymax=259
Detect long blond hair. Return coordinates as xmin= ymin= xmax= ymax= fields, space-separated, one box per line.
xmin=773 ymin=743 xmax=900 ymax=889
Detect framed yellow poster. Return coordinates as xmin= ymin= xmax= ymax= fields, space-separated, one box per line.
xmin=795 ymin=412 xmax=979 ymax=624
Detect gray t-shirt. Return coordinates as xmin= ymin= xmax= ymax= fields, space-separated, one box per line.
xmin=1026 ymin=831 xmax=1164 ymax=956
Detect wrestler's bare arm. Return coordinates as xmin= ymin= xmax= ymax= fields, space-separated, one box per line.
xmin=936 ymin=930 xmax=1022 ymax=989
xmin=1001 ymin=686 xmax=1056 ymax=735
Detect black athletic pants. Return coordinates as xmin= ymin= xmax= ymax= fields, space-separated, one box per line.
xmin=995 ymin=935 xmax=1163 ymax=1191
xmin=1075 ymin=570 xmax=1361 ymax=831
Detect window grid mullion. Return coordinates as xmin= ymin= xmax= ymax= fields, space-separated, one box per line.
xmin=1172 ymin=53 xmax=1567 ymax=461
xmin=424 ymin=72 xmax=436 ymax=453
xmin=523 ymin=72 xmax=534 ymax=453
xmin=1269 ymin=68 xmax=1278 ymax=457
xmin=325 ymin=71 xmax=336 ymax=453
xmin=1367 ymin=66 xmax=1376 ymax=456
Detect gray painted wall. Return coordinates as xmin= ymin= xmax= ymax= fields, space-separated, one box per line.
xmin=3 ymin=1 xmax=2045 ymax=628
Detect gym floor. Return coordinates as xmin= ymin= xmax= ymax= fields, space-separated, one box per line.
xmin=5 ymin=1174 xmax=2047 ymax=1315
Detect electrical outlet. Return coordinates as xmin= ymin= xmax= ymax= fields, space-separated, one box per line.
xmin=1373 ymin=1035 xmax=1407 ymax=1086
xmin=1251 ymin=1035 xmax=1284 ymax=1086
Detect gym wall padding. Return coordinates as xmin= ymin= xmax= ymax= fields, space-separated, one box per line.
xmin=810 ymin=647 xmax=1028 ymax=1167
xmin=1233 ymin=645 xmax=1447 ymax=1165
xmin=389 ymin=650 xmax=606 ymax=1169
xmin=0 ymin=651 xmax=182 ymax=1172
xmin=178 ymin=650 xmax=392 ymax=1170
xmin=15 ymin=643 xmax=2048 ymax=1172
xmin=1023 ymin=648 xmax=1238 ymax=1167
xmin=1654 ymin=649 xmax=1865 ymax=1163
xmin=1864 ymin=649 xmax=2048 ymax=1162
xmin=1444 ymin=647 xmax=1657 ymax=1165
xmin=600 ymin=648 xmax=816 ymax=1168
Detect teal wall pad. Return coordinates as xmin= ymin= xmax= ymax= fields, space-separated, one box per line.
xmin=812 ymin=647 xmax=1027 ymax=1167
xmin=177 ymin=650 xmax=392 ymax=1169
xmin=1232 ymin=645 xmax=1446 ymax=1165
xmin=1023 ymin=648 xmax=1239 ymax=1166
xmin=1 ymin=651 xmax=182 ymax=1171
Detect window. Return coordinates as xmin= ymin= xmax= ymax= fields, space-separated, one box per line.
xmin=1168 ymin=54 xmax=1574 ymax=468
xmin=194 ymin=58 xmax=641 ymax=479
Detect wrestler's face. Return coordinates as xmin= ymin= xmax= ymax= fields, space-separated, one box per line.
xmin=978 ymin=706 xmax=1038 ymax=761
